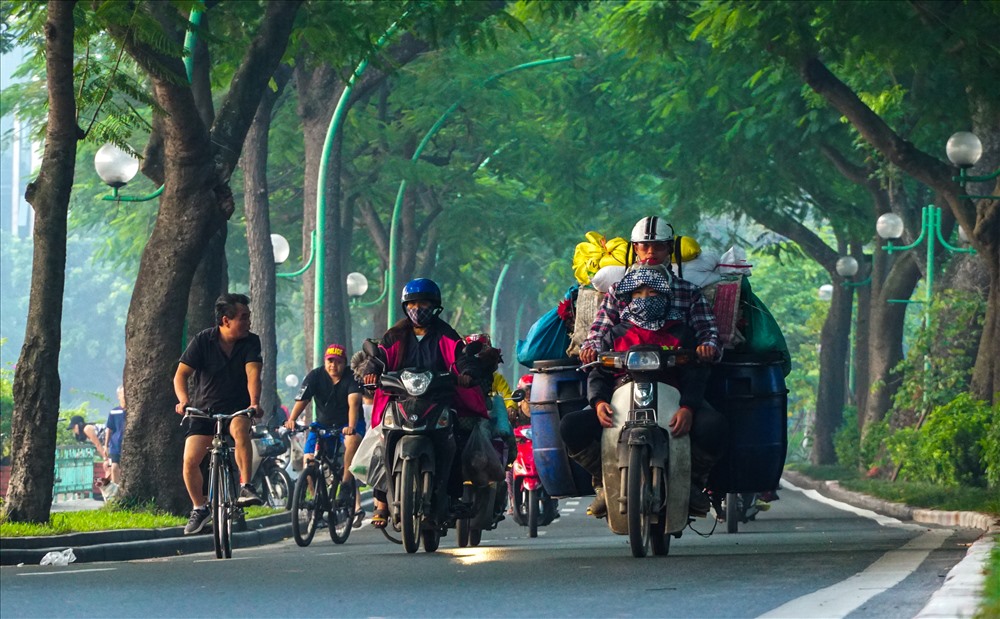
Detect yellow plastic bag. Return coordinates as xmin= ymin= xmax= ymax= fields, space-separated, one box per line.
xmin=573 ymin=232 xmax=628 ymax=286
xmin=677 ymin=236 xmax=702 ymax=262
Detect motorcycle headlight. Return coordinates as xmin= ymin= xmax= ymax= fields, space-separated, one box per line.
xmin=382 ymin=412 xmax=397 ymax=429
xmin=626 ymin=351 xmax=661 ymax=371
xmin=401 ymin=370 xmax=433 ymax=396
xmin=633 ymin=382 xmax=654 ymax=408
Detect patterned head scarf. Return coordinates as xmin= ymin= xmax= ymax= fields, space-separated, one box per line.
xmin=617 ymin=264 xmax=673 ymax=331
xmin=615 ymin=263 xmax=672 ymax=299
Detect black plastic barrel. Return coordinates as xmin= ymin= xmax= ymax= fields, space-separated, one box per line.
xmin=706 ymin=352 xmax=788 ymax=493
xmin=529 ymin=358 xmax=594 ymax=497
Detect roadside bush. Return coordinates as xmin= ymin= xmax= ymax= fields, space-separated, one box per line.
xmin=833 ymin=405 xmax=859 ymax=468
xmin=887 ymin=393 xmax=995 ymax=487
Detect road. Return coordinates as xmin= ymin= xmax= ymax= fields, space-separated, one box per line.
xmin=0 ymin=484 xmax=983 ymax=619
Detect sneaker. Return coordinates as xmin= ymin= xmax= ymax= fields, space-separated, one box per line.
xmin=759 ymin=490 xmax=780 ymax=502
xmin=184 ymin=507 xmax=212 ymax=535
xmin=688 ymin=487 xmax=711 ymax=517
xmin=236 ymin=484 xmax=264 ymax=507
xmin=586 ymin=488 xmax=607 ymax=518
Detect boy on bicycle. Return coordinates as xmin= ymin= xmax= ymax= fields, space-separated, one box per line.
xmin=174 ymin=293 xmax=265 ymax=535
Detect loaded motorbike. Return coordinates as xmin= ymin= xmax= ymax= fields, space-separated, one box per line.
xmin=584 ymin=345 xmax=698 ymax=558
xmin=508 ymin=390 xmax=558 ymax=538
xmin=364 ymin=340 xmax=497 ymax=554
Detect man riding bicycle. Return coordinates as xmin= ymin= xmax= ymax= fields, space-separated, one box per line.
xmin=285 ymin=343 xmax=364 ymax=525
xmin=174 ymin=293 xmax=265 ymax=535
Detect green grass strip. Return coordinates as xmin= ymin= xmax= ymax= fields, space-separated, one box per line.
xmin=0 ymin=505 xmax=283 ymax=537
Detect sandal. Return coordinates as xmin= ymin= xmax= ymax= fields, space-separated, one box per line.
xmin=370 ymin=508 xmax=389 ymax=529
xmin=353 ymin=509 xmax=366 ymax=529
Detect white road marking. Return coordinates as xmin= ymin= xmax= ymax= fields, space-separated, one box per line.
xmin=18 ymin=568 xmax=117 ymax=576
xmin=758 ymin=477 xmax=952 ymax=618
xmin=192 ymin=556 xmax=255 ymax=563
xmin=757 ymin=528 xmax=950 ymax=618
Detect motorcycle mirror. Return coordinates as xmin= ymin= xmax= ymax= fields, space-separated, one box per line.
xmin=510 ymin=389 xmax=526 ymax=403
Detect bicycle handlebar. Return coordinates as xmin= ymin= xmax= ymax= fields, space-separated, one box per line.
xmin=180 ymin=407 xmax=256 ymax=426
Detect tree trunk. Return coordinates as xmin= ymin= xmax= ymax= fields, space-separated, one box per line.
xmin=186 ymin=225 xmax=228 ymax=337
xmin=117 ymin=0 xmax=301 ymax=513
xmin=811 ymin=273 xmax=853 ymax=465
xmin=860 ymin=254 xmax=921 ymax=433
xmin=6 ymin=0 xmax=78 ymax=523
xmin=242 ymin=67 xmax=290 ymax=423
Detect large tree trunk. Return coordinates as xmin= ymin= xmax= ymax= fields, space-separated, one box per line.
xmin=117 ymin=1 xmax=301 ymax=513
xmin=243 ymin=67 xmax=291 ymax=423
xmin=6 ymin=0 xmax=78 ymax=523
xmin=186 ymin=226 xmax=228 ymax=337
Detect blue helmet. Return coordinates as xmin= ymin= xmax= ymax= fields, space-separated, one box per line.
xmin=400 ymin=278 xmax=442 ymax=310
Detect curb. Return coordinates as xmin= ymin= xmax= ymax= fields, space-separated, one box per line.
xmin=0 ymin=512 xmax=291 ymax=565
xmin=781 ymin=470 xmax=1000 ymax=533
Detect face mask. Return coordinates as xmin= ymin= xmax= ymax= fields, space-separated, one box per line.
xmin=622 ymin=295 xmax=668 ymax=331
xmin=406 ymin=306 xmax=436 ymax=327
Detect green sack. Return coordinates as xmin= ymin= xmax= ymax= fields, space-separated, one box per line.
xmin=736 ymin=278 xmax=792 ymax=376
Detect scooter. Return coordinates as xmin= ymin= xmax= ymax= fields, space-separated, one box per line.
xmin=364 ymin=340 xmax=491 ymax=554
xmin=455 ymin=437 xmax=508 ymax=547
xmin=510 ymin=424 xmax=559 ymax=537
xmin=250 ymin=425 xmax=293 ymax=510
xmin=585 ymin=345 xmax=697 ymax=558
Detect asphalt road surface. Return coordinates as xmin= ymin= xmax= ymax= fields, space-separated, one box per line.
xmin=0 ymin=484 xmax=982 ymax=619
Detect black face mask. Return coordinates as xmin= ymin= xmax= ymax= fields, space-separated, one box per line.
xmin=406 ymin=306 xmax=437 ymax=327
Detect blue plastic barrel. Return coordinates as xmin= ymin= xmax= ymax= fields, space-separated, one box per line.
xmin=706 ymin=352 xmax=788 ymax=493
xmin=529 ymin=358 xmax=593 ymax=497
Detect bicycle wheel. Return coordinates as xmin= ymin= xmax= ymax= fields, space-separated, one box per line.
xmin=220 ymin=469 xmax=233 ymax=559
xmin=263 ymin=466 xmax=292 ymax=510
xmin=328 ymin=475 xmax=354 ymax=545
xmin=210 ymin=457 xmax=225 ymax=559
xmin=399 ymin=459 xmax=421 ymax=553
xmin=627 ymin=446 xmax=651 ymax=558
xmin=291 ymin=467 xmax=320 ymax=547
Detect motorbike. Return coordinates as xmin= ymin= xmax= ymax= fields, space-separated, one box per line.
xmin=584 ymin=345 xmax=698 ymax=558
xmin=455 ymin=436 xmax=508 ymax=547
xmin=507 ymin=390 xmax=558 ymax=538
xmin=364 ymin=340 xmax=494 ymax=554
xmin=250 ymin=425 xmax=293 ymax=510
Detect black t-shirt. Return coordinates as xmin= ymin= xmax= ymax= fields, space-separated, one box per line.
xmin=295 ymin=368 xmax=360 ymax=427
xmin=179 ymin=327 xmax=263 ymax=414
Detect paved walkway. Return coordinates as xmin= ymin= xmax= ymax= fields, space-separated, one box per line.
xmin=50 ymin=498 xmax=106 ymax=512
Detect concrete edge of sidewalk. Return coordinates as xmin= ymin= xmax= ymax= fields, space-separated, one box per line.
xmin=781 ymin=469 xmax=1000 ymax=533
xmin=781 ymin=469 xmax=999 ymax=619
xmin=0 ymin=512 xmax=291 ymax=565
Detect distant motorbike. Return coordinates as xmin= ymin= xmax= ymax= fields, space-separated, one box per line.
xmin=508 ymin=389 xmax=558 ymax=538
xmin=250 ymin=425 xmax=293 ymax=510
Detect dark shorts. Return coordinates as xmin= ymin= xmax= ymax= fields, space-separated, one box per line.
xmin=108 ymin=452 xmax=121 ymax=464
xmin=184 ymin=417 xmax=228 ymax=438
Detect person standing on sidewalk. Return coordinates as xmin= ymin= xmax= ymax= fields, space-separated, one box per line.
xmin=101 ymin=385 xmax=127 ymax=497
xmin=174 ymin=293 xmax=265 ymax=535
xmin=285 ymin=343 xmax=364 ymax=525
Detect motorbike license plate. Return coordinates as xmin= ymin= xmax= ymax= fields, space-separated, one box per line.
xmin=630 ymin=408 xmax=657 ymax=425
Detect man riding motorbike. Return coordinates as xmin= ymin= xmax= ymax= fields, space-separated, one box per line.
xmin=361 ymin=278 xmax=489 ymax=528
xmin=566 ymin=221 xmax=726 ymax=518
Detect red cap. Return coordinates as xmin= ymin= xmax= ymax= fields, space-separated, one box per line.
xmin=517 ymin=374 xmax=533 ymax=390
xmin=324 ymin=343 xmax=346 ymax=360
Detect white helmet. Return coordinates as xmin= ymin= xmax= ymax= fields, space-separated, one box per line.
xmin=630 ymin=216 xmax=674 ymax=243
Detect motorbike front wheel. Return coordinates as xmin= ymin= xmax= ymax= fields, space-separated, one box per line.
xmin=456 ymin=518 xmax=471 ymax=547
xmin=399 ymin=460 xmax=422 ymax=554
xmin=627 ymin=447 xmax=652 ymax=558
xmin=528 ymin=487 xmax=540 ymax=538
xmin=263 ymin=466 xmax=292 ymax=510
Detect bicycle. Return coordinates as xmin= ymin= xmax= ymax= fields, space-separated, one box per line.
xmin=181 ymin=406 xmax=255 ymax=559
xmin=289 ymin=422 xmax=356 ymax=546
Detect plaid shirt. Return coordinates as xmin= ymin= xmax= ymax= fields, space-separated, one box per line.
xmin=582 ymin=274 xmax=720 ymax=358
